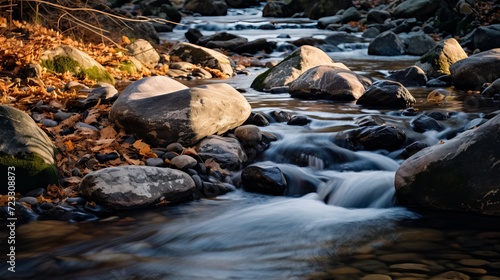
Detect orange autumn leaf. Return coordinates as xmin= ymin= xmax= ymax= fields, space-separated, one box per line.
xmin=133 ymin=140 xmax=157 ymax=158
xmin=99 ymin=125 xmax=117 ymax=139
xmin=64 ymin=140 xmax=75 ymax=151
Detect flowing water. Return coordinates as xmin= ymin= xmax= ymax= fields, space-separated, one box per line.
xmin=3 ymin=5 xmax=500 ymax=280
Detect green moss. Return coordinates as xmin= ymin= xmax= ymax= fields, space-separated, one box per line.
xmin=0 ymin=152 xmax=58 ymax=194
xmin=42 ymin=56 xmax=115 ymax=84
xmin=119 ymin=60 xmax=138 ymax=74
xmin=80 ymin=66 xmax=115 ymax=84
xmin=250 ymin=51 xmax=300 ymax=91
xmin=41 ymin=55 xmax=80 ymax=73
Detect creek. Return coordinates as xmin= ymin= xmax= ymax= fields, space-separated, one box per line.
xmin=5 ymin=5 xmax=500 ymax=280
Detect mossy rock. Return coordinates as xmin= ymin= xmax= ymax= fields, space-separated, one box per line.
xmin=41 ymin=45 xmax=115 ymax=84
xmin=0 ymin=153 xmax=59 ymax=194
xmin=119 ymin=60 xmax=139 ymax=74
xmin=0 ymin=105 xmax=58 ymax=194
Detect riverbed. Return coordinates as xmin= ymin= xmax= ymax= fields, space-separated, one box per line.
xmin=3 ymin=5 xmax=500 ymax=280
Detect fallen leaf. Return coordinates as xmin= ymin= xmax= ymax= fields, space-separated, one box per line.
xmin=133 ymin=140 xmax=157 ymax=159
xmin=64 ymin=140 xmax=75 ymax=151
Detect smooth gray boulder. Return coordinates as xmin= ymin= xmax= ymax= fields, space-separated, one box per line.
xmin=416 ymin=38 xmax=468 ymax=78
xmin=79 ymin=166 xmax=195 ymax=208
xmin=395 ymin=113 xmax=500 ymax=216
xmin=250 ymin=45 xmax=339 ymax=91
xmin=0 ymin=105 xmax=58 ymax=194
xmin=169 ymin=42 xmax=234 ymax=77
xmin=110 ymin=76 xmax=251 ymax=146
xmin=288 ymin=65 xmax=372 ymax=100
xmin=401 ymin=32 xmax=436 ymax=56
xmin=450 ymin=48 xmax=500 ymax=90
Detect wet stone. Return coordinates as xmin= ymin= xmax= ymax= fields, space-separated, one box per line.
xmin=166 ymin=143 xmax=184 ymax=154
xmin=389 ymin=263 xmax=431 ymax=273
xmin=458 ymin=259 xmax=490 ymax=266
xmin=170 ymin=155 xmax=198 ymax=170
xmin=40 ymin=118 xmax=58 ymax=127
xmin=378 ymin=253 xmax=424 ymax=263
xmin=18 ymin=197 xmax=39 ymax=205
xmin=327 ymin=266 xmax=361 ymax=275
xmin=360 ymin=274 xmax=392 ymax=280
xmin=457 ymin=267 xmax=487 ymax=275
xmin=430 ymin=271 xmax=470 ymax=280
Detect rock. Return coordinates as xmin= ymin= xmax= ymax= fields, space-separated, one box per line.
xmin=145 ymin=157 xmax=165 ymax=167
xmin=367 ymin=9 xmax=391 ymax=24
xmin=333 ymin=125 xmax=406 ymax=151
xmin=0 ymin=105 xmax=58 ymax=194
xmin=196 ymin=32 xmax=248 ymax=50
xmin=110 ymin=76 xmax=251 ymax=146
xmin=401 ymin=32 xmax=436 ymax=56
xmin=368 ymin=31 xmax=405 ymax=56
xmin=392 ymin=0 xmax=439 ymax=19
xmin=233 ymin=38 xmax=276 ymax=54
xmin=308 ymin=0 xmax=354 ymax=19
xmin=250 ymin=45 xmax=338 ymax=91
xmin=416 ymin=38 xmax=468 ymax=78
xmin=126 ymin=39 xmax=160 ymax=68
xmin=388 ymin=65 xmax=428 ymax=87
xmin=225 ymin=0 xmax=260 ymax=8
xmin=170 ymin=155 xmax=198 ymax=170
xmin=465 ymin=24 xmax=500 ymax=52
xmin=21 ymin=63 xmax=42 ymax=79
xmin=410 ymin=114 xmax=445 ymax=132
xmin=427 ymin=88 xmax=449 ymax=103
xmin=196 ymin=135 xmax=247 ymax=170
xmin=79 ymin=166 xmax=195 ymax=208
xmin=362 ymin=27 xmax=381 ymax=38
xmin=41 ymin=45 xmax=114 ymax=84
xmin=234 ymin=125 xmax=262 ymax=145
xmin=288 ymin=65 xmax=372 ymax=101
xmin=317 ymin=16 xmax=343 ymax=29
xmin=450 ymin=48 xmax=500 ymax=90
xmin=341 ymin=6 xmax=362 ymax=23
xmin=183 ymin=0 xmax=228 ymax=16
xmin=395 ymin=113 xmax=500 ymax=216
xmin=482 ymin=78 xmax=500 ymax=97
xmin=185 ymin=28 xmax=204 ymax=44
xmin=356 ymin=80 xmax=416 ymax=109
xmin=430 ymin=271 xmax=470 ymax=280
xmin=169 ymin=42 xmax=234 ymax=77
xmin=241 ymin=164 xmax=287 ymax=196
xmin=262 ymin=1 xmax=295 ymax=18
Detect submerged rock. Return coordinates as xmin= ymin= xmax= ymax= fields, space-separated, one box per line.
xmin=196 ymin=135 xmax=247 ymax=171
xmin=241 ymin=164 xmax=288 ymax=196
xmin=79 ymin=166 xmax=195 ymax=208
xmin=289 ymin=65 xmax=371 ymax=100
xmin=395 ymin=113 xmax=500 ymax=216
xmin=0 ymin=105 xmax=58 ymax=194
xmin=368 ymin=31 xmax=405 ymax=56
xmin=333 ymin=125 xmax=406 ymax=152
xmin=388 ymin=66 xmax=428 ymax=87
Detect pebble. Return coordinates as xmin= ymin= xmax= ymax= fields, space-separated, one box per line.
xmin=54 ymin=111 xmax=72 ymax=122
xmin=166 ymin=142 xmax=184 ymax=154
xmin=76 ymin=122 xmax=98 ymax=130
xmin=360 ymin=274 xmax=392 ymax=280
xmin=18 ymin=196 xmax=39 ymax=205
xmin=389 ymin=263 xmax=430 ymax=273
xmin=66 ymin=197 xmax=86 ymax=206
xmin=40 ymin=118 xmax=58 ymax=127
xmin=458 ymin=259 xmax=490 ymax=266
xmin=170 ymin=155 xmax=198 ymax=170
xmin=234 ymin=125 xmax=262 ymax=144
xmin=145 ymin=157 xmax=165 ymax=167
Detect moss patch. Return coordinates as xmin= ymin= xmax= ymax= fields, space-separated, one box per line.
xmin=42 ymin=55 xmax=115 ymax=84
xmin=0 ymin=152 xmax=58 ymax=194
xmin=119 ymin=60 xmax=138 ymax=74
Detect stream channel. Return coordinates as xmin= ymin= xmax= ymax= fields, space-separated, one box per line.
xmin=4 ymin=4 xmax=500 ymax=280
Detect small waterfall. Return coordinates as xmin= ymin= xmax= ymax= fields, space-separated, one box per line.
xmin=318 ymin=171 xmax=397 ymax=208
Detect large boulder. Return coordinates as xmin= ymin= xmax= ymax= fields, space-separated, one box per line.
xmin=391 ymin=0 xmax=439 ymax=19
xmin=401 ymin=32 xmax=436 ymax=56
xmin=395 ymin=113 xmax=500 ymax=216
xmin=416 ymin=38 xmax=468 ymax=78
xmin=169 ymin=42 xmax=234 ymax=77
xmin=183 ymin=0 xmax=228 ymax=16
xmin=368 ymin=31 xmax=406 ymax=56
xmin=250 ymin=45 xmax=337 ymax=91
xmin=79 ymin=166 xmax=195 ymax=208
xmin=450 ymin=48 xmax=500 ymax=90
xmin=110 ymin=76 xmax=251 ymax=146
xmin=0 ymin=105 xmax=58 ymax=194
xmin=356 ymin=80 xmax=416 ymax=109
xmin=41 ymin=45 xmax=114 ymax=84
xmin=288 ymin=65 xmax=372 ymax=101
